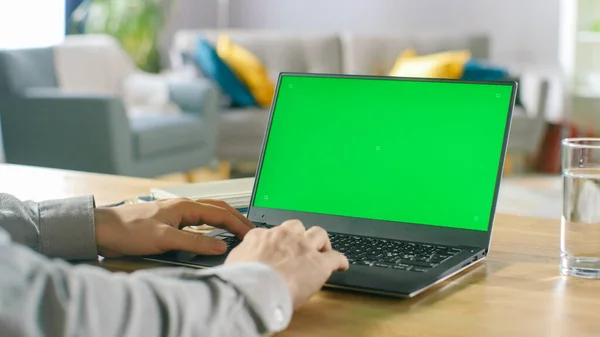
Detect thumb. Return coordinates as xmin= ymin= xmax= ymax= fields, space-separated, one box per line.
xmin=163 ymin=228 xmax=228 ymax=255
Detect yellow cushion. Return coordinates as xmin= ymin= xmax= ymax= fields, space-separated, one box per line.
xmin=217 ymin=35 xmax=275 ymax=107
xmin=388 ymin=48 xmax=471 ymax=79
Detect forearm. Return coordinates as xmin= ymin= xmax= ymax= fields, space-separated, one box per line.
xmin=0 ymin=237 xmax=291 ymax=337
xmin=137 ymin=263 xmax=292 ymax=333
xmin=0 ymin=193 xmax=293 ymax=335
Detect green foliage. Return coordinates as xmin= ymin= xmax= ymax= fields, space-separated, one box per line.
xmin=71 ymin=0 xmax=170 ymax=73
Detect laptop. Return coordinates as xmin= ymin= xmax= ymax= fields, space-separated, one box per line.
xmin=147 ymin=73 xmax=517 ymax=297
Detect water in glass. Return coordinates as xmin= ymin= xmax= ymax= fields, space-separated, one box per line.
xmin=561 ymin=167 xmax=600 ymax=278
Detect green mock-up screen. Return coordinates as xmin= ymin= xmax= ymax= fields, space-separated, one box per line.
xmin=253 ymin=75 xmax=513 ymax=231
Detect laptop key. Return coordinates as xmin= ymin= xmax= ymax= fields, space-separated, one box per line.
xmin=392 ymin=264 xmax=410 ymax=270
xmin=429 ymin=255 xmax=450 ymax=264
xmin=411 ymin=267 xmax=429 ymax=273
xmin=395 ymin=259 xmax=435 ymax=268
xmin=356 ymin=260 xmax=374 ymax=266
xmin=375 ymin=262 xmax=392 ymax=268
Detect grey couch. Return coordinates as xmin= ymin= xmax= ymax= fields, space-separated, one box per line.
xmin=0 ymin=44 xmax=219 ymax=178
xmin=171 ymin=30 xmax=489 ymax=164
xmin=171 ymin=29 xmax=548 ymax=168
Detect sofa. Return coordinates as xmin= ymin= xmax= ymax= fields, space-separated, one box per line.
xmin=0 ymin=35 xmax=219 ymax=178
xmin=170 ymin=29 xmax=548 ymax=169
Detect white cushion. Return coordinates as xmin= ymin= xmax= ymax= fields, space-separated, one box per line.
xmin=54 ymin=34 xmax=135 ymax=96
xmin=55 ymin=34 xmax=179 ymax=117
xmin=123 ymin=72 xmax=180 ymax=117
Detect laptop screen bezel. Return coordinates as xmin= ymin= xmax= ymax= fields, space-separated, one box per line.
xmin=247 ymin=72 xmax=517 ymax=250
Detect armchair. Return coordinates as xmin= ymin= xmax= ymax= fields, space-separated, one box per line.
xmin=0 ymin=36 xmax=219 ymax=178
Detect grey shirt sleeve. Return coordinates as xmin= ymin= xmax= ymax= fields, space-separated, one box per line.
xmin=0 ymin=193 xmax=293 ymax=337
xmin=0 ymin=193 xmax=97 ymax=260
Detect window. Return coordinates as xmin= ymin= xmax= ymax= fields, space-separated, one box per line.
xmin=0 ymin=0 xmax=65 ymax=49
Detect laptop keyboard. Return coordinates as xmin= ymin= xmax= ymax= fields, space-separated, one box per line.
xmin=216 ymin=227 xmax=462 ymax=273
xmin=328 ymin=233 xmax=461 ymax=272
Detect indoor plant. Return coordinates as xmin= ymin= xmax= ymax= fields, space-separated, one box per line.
xmin=70 ymin=0 xmax=171 ymax=73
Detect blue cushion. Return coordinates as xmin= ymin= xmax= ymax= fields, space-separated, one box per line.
xmin=461 ymin=59 xmax=508 ymax=81
xmin=460 ymin=59 xmax=524 ymax=108
xmin=193 ymin=38 xmax=256 ymax=107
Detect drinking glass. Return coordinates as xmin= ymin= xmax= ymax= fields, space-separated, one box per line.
xmin=561 ymin=138 xmax=600 ymax=278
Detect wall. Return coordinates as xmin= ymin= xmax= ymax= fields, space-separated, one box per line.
xmin=165 ymin=0 xmax=560 ymax=68
xmin=0 ymin=0 xmax=65 ymax=49
xmin=227 ymin=0 xmax=561 ymax=69
xmin=160 ymin=0 xmax=220 ymax=64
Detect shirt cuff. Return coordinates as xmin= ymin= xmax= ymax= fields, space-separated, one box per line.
xmin=213 ymin=262 xmax=293 ymax=333
xmin=39 ymin=195 xmax=98 ymax=260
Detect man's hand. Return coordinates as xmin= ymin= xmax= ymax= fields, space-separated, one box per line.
xmin=94 ymin=198 xmax=253 ymax=258
xmin=225 ymin=220 xmax=349 ymax=309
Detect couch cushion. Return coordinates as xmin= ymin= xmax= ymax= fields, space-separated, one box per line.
xmin=130 ymin=113 xmax=206 ymax=159
xmin=55 ymin=35 xmax=136 ymax=97
xmin=217 ymin=34 xmax=275 ymax=107
xmin=389 ymin=49 xmax=471 ymax=79
xmin=461 ymin=59 xmax=509 ymax=81
xmin=174 ymin=29 xmax=343 ymax=82
xmin=341 ymin=33 xmax=489 ymax=75
xmin=193 ymin=38 xmax=256 ymax=107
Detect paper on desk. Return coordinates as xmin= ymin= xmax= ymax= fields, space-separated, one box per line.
xmin=150 ymin=177 xmax=255 ymax=208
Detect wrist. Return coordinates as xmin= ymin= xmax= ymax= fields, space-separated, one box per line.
xmin=94 ymin=207 xmax=122 ymax=258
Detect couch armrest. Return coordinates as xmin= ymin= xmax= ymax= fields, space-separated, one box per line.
xmin=0 ymin=88 xmax=133 ymax=174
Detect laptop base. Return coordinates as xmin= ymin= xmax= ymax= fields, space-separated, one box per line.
xmin=145 ymin=230 xmax=486 ymax=298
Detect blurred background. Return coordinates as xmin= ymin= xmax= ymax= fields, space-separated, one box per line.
xmin=0 ymin=0 xmax=596 ymax=214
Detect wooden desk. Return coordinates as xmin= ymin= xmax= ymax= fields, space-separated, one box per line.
xmin=0 ymin=163 xmax=171 ymax=205
xmin=1 ymin=164 xmax=599 ymax=336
